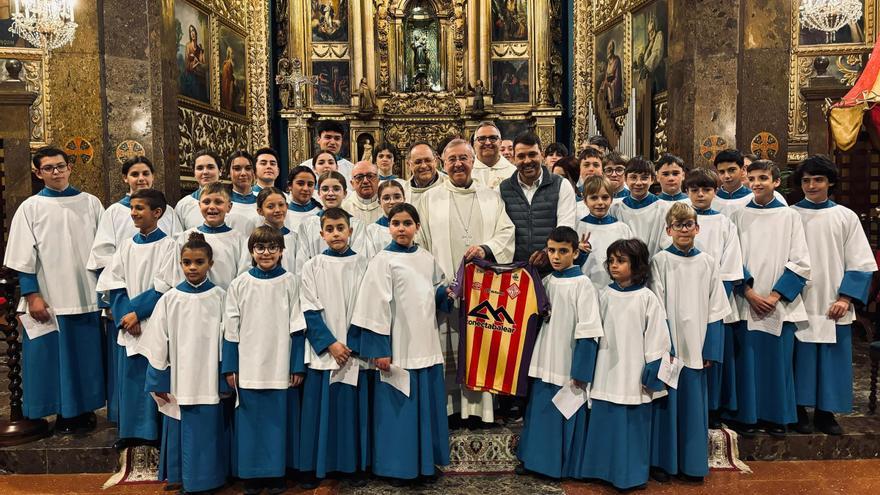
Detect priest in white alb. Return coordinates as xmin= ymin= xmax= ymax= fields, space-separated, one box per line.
xmin=416 ymin=138 xmax=515 ymax=425
xmin=471 ymin=121 xmax=517 ymax=189
xmin=341 ymin=161 xmax=383 ymax=224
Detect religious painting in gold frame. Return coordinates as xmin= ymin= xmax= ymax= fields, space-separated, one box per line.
xmin=311 ymin=0 xmax=349 ymax=42
xmin=594 ymin=21 xmax=627 ymax=111
xmin=218 ymin=23 xmax=248 ymax=117
xmin=631 ymin=0 xmax=667 ymax=96
xmin=491 ymin=0 xmax=528 ymax=41
xmin=175 ymin=0 xmax=212 ymax=108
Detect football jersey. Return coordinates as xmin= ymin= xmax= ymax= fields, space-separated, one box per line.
xmin=453 ymin=259 xmax=549 ymax=397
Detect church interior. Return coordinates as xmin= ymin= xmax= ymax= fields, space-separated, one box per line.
xmin=1 ymin=0 xmax=880 ymax=493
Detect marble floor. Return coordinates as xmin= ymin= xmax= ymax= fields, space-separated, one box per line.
xmin=0 ymin=460 xmax=878 ymax=494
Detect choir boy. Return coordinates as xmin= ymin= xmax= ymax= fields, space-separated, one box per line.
xmin=726 ymin=160 xmax=811 ymax=438
xmin=352 ymin=203 xmax=452 ymax=486
xmin=5 ymin=146 xmax=105 ymax=433
xmin=575 ymin=176 xmax=634 ymax=290
xmin=97 ymin=189 xmax=176 ymax=448
xmin=684 ymin=168 xmax=744 ymax=426
xmin=609 ymin=156 xmax=668 ymax=255
xmin=791 ymin=155 xmax=877 ymax=435
xmin=517 ymin=227 xmax=602 ymax=478
xmin=649 ymin=203 xmax=729 ymax=482
xmin=223 ymin=226 xmax=306 ymax=495
xmin=298 ymin=208 xmax=372 ymax=488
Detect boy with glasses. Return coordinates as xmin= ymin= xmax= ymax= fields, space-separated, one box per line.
xmin=648 ymin=203 xmax=729 ymax=483
xmin=602 ymin=151 xmax=630 ymax=203
xmin=5 ymin=146 xmax=106 ymax=433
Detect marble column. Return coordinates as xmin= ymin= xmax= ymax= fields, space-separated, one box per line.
xmin=736 ymin=0 xmax=792 ymax=165
xmin=666 ymin=0 xmax=741 ymax=167
xmin=97 ymin=0 xmax=181 ymax=203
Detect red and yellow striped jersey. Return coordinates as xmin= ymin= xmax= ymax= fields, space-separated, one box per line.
xmin=453 ymin=259 xmax=550 ymax=397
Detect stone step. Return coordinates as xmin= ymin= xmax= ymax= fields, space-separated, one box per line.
xmin=2 ymin=413 xmax=879 ymax=475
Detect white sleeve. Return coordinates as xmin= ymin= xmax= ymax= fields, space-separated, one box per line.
xmin=707 ymin=260 xmax=732 ymax=323
xmin=88 ymin=208 xmax=119 ymax=271
xmin=287 ymin=276 xmax=305 ymax=334
xmin=95 ymin=245 xmax=128 ymax=292
xmin=648 ymin=257 xmax=667 ymax=311
xmin=141 ymin=295 xmax=171 ymax=370
xmin=153 ymin=236 xmax=182 ymax=293
xmin=3 ymin=203 xmax=38 ymax=273
xmin=223 ymin=281 xmax=242 ymax=343
xmin=719 ymin=219 xmax=745 ymax=282
xmin=643 ymin=292 xmax=671 ymax=363
xmin=574 ymin=280 xmax=603 ymax=339
xmin=784 ymin=211 xmax=812 ymax=281
xmin=350 ymin=256 xmax=394 ymax=335
xmin=556 ymin=179 xmax=577 ymax=228
xmin=843 ymin=210 xmax=879 ymax=273
xmin=236 ymin=236 xmax=252 ymax=277
xmin=298 ymin=260 xmax=323 ymax=313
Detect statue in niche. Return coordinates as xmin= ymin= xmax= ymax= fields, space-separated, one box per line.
xmin=471 ymin=80 xmax=486 ymax=117
xmin=403 ymin=0 xmax=441 ymax=91
xmin=358 ymin=77 xmax=376 ymax=115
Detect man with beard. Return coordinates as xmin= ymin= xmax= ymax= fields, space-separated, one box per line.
xmin=471 ymin=121 xmax=517 ymax=190
xmin=416 ymin=138 xmax=515 ymax=427
xmin=403 ymin=141 xmax=445 ymax=205
xmin=341 ymin=160 xmax=383 ymax=224
xmin=500 ymin=132 xmax=577 ymax=269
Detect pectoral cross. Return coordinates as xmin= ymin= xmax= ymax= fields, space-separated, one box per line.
xmin=275 ymin=58 xmax=318 ymax=110
xmin=462 ymin=232 xmax=474 ymax=245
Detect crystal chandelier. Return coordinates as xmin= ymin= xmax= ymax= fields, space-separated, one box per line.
xmin=9 ymin=1 xmax=78 ymax=52
xmin=800 ymin=0 xmax=863 ymax=43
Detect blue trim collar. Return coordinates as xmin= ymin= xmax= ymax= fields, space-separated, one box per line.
xmin=232 ymin=190 xmax=256 ymax=204
xmin=694 ymin=207 xmax=720 ymax=215
xmin=248 ymin=265 xmax=286 ymax=279
xmin=176 ymin=278 xmax=215 ymax=293
xmin=39 ymin=186 xmax=79 ymax=197
xmin=384 ymin=241 xmax=417 ymax=253
xmin=118 ymin=195 xmax=132 ymax=207
xmin=746 ymin=198 xmax=785 ymax=209
xmin=716 ymin=185 xmax=751 ymax=200
xmin=609 ymin=282 xmax=645 ymax=292
xmin=322 ymin=246 xmax=356 ymax=257
xmin=379 ymin=174 xmax=398 ymax=181
xmin=376 ymin=216 xmax=390 ymax=227
xmin=133 ymin=228 xmax=167 ymax=244
xmin=189 ymin=189 xmax=202 ymax=200
xmin=581 ymin=214 xmax=618 ymax=225
xmin=622 ymin=193 xmax=659 ymax=209
xmin=552 ymin=266 xmax=583 ymax=278
xmin=658 ymin=192 xmax=688 ymax=201
xmin=288 ymin=198 xmax=322 ymax=213
xmin=665 ymin=244 xmax=701 ymax=257
xmin=613 ymin=188 xmax=631 ymax=199
xmin=198 ymin=223 xmax=232 ymax=234
xmin=795 ymin=198 xmax=836 ymax=210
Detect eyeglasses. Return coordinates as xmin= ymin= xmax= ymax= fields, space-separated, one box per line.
xmin=445 ymin=155 xmax=471 ymax=164
xmin=475 ymin=136 xmax=500 ymax=143
xmin=604 ymin=166 xmax=626 ymax=176
xmin=39 ymin=163 xmax=69 ymax=174
xmin=670 ymin=221 xmax=697 ymax=232
xmin=353 ymin=173 xmax=378 ymax=182
xmin=253 ymin=244 xmax=281 ymax=254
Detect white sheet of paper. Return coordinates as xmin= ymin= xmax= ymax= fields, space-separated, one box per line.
xmin=19 ymin=310 xmax=59 ymax=340
xmin=150 ymin=392 xmax=181 ymax=420
xmin=116 ymin=330 xmax=141 ymax=357
xmin=658 ymin=353 xmax=684 ymax=389
xmin=747 ymin=306 xmax=783 ymax=336
xmin=379 ymin=365 xmax=410 ymax=397
xmin=330 ymin=358 xmax=360 ymax=386
xmin=551 ymin=381 xmax=588 ymax=419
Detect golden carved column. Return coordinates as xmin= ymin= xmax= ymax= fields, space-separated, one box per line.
xmin=467 ymin=0 xmax=478 ymax=88
xmin=351 ymin=0 xmax=365 ymax=95
xmin=533 ymin=0 xmax=550 ymax=106
xmin=479 ymin=0 xmax=490 ymax=85
xmin=363 ymin=0 xmax=377 ymax=89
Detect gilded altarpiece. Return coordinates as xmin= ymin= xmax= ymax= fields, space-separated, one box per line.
xmin=278 ymin=0 xmax=562 ymax=177
xmin=175 ymin=0 xmax=270 ymax=186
